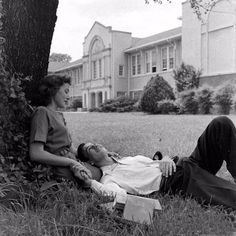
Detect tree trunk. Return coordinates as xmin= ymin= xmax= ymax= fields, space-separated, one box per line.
xmin=2 ymin=0 xmax=59 ymax=105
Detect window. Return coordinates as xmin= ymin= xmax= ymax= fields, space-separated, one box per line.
xmin=98 ymin=59 xmax=102 ymax=78
xmin=129 ymin=90 xmax=143 ymax=100
xmin=119 ymin=65 xmax=124 ymax=76
xmin=145 ymin=52 xmax=150 ymax=73
xmin=117 ymin=91 xmax=126 ymax=97
xmin=137 ymin=54 xmax=141 ymax=74
xmin=145 ymin=49 xmax=157 ymax=73
xmin=93 ymin=61 xmax=97 ymax=79
xmin=152 ymin=49 xmax=157 ymax=73
xmin=131 ymin=54 xmax=141 ymax=76
xmin=132 ymin=55 xmax=136 ymax=75
xmin=161 ymin=48 xmax=167 ymax=71
xmin=169 ymin=46 xmax=174 ymax=69
xmin=161 ymin=46 xmax=175 ymax=71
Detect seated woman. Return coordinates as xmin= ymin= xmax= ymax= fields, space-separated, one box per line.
xmin=29 ymin=74 xmax=101 ymax=184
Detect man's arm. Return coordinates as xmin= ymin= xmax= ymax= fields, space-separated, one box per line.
xmin=71 ymin=164 xmax=126 ymax=197
xmin=89 ymin=180 xmax=127 ymax=197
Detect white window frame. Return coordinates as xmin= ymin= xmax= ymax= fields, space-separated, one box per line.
xmin=145 ymin=49 xmax=157 ymax=74
xmin=98 ymin=59 xmax=102 ymax=78
xmin=131 ymin=54 xmax=141 ymax=76
xmin=92 ymin=60 xmax=97 ymax=79
xmin=161 ymin=45 xmax=175 ymax=71
xmin=131 ymin=55 xmax=136 ymax=76
xmin=151 ymin=49 xmax=157 ymax=73
xmin=145 ymin=51 xmax=151 ymax=73
xmin=129 ymin=90 xmax=143 ymax=100
xmin=118 ymin=65 xmax=124 ymax=76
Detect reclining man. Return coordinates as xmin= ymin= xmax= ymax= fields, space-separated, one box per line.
xmin=72 ymin=116 xmax=236 ymax=210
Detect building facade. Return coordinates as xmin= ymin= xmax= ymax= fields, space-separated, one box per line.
xmin=50 ymin=0 xmax=236 ymax=109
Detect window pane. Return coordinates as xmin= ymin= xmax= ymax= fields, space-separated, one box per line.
xmin=145 ymin=51 xmax=150 ymax=73
xmin=169 ymin=46 xmax=174 ymax=69
xmin=132 ymin=56 xmax=136 ymax=75
xmin=137 ymin=54 xmax=141 ymax=74
xmin=119 ymin=65 xmax=124 ymax=76
xmin=93 ymin=61 xmax=97 ymax=78
xmin=99 ymin=59 xmax=102 ymax=77
xmin=152 ymin=50 xmax=157 ymax=65
xmin=161 ymin=48 xmax=167 ymax=71
xmin=132 ymin=56 xmax=136 ymax=65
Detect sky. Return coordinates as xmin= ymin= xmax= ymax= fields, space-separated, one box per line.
xmin=50 ymin=0 xmax=186 ymax=61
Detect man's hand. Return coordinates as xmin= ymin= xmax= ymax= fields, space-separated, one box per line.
xmin=70 ymin=162 xmax=92 ymax=186
xmin=159 ymin=156 xmax=176 ymax=177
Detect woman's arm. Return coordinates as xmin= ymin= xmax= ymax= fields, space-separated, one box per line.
xmin=30 ymin=142 xmax=79 ymax=168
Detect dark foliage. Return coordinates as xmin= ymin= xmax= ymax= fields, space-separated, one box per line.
xmin=91 ymin=96 xmax=138 ymax=112
xmin=173 ymin=63 xmax=201 ymax=93
xmin=140 ymin=75 xmax=175 ymax=113
xmin=178 ymin=90 xmax=199 ymax=114
xmin=196 ymin=86 xmax=214 ymax=114
xmin=213 ymin=84 xmax=235 ymax=115
xmin=155 ymin=99 xmax=179 ymax=114
xmin=0 ymin=67 xmax=53 ymax=186
xmin=72 ymin=97 xmax=82 ymax=109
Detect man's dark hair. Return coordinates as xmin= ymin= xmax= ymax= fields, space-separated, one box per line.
xmin=38 ymin=74 xmax=71 ymax=106
xmin=77 ymin=143 xmax=89 ymax=162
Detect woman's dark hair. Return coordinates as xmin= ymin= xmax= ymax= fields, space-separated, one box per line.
xmin=77 ymin=143 xmax=89 ymax=162
xmin=38 ymin=74 xmax=71 ymax=106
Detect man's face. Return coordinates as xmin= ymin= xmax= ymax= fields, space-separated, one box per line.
xmin=82 ymin=143 xmax=108 ymax=164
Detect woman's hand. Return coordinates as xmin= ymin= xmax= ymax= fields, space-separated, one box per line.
xmin=59 ymin=149 xmax=76 ymax=160
xmin=159 ymin=156 xmax=176 ymax=177
xmin=70 ymin=162 xmax=92 ymax=185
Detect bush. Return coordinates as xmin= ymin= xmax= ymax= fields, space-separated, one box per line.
xmin=154 ymin=99 xmax=179 ymax=114
xmin=92 ymin=96 xmax=138 ymax=112
xmin=0 ymin=65 xmax=55 ymax=187
xmin=173 ymin=62 xmax=201 ymax=93
xmin=72 ymin=97 xmax=82 ymax=109
xmin=140 ymin=75 xmax=175 ymax=113
xmin=213 ymin=83 xmax=235 ymax=114
xmin=195 ymin=86 xmax=214 ymax=114
xmin=178 ymin=90 xmax=198 ymax=114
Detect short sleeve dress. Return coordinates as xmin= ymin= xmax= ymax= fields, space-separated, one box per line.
xmin=30 ymin=106 xmax=102 ymax=182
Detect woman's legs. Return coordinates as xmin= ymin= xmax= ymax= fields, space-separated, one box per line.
xmin=189 ymin=116 xmax=236 ymax=179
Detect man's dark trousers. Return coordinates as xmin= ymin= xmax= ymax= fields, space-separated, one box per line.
xmin=160 ymin=116 xmax=236 ymax=210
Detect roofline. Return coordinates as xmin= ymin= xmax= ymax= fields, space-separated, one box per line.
xmin=84 ymin=21 xmax=112 ymax=40
xmin=53 ymin=61 xmax=83 ymax=72
xmin=124 ymin=33 xmax=181 ymax=53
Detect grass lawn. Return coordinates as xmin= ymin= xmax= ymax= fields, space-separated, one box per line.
xmin=0 ymin=113 xmax=236 ymax=235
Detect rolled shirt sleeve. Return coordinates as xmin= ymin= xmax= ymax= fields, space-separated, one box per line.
xmin=90 ymin=180 xmax=127 ymax=197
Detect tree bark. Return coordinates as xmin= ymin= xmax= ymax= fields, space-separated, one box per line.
xmin=2 ymin=0 xmax=59 ymax=105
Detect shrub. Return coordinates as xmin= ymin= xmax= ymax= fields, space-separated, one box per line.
xmin=173 ymin=62 xmax=201 ymax=93
xmin=154 ymin=99 xmax=179 ymax=114
xmin=0 ymin=66 xmax=54 ymax=187
xmin=140 ymin=75 xmax=175 ymax=113
xmin=213 ymin=83 xmax=235 ymax=114
xmin=93 ymin=96 xmax=138 ymax=112
xmin=178 ymin=90 xmax=198 ymax=114
xmin=72 ymin=97 xmax=82 ymax=109
xmin=195 ymin=86 xmax=214 ymax=114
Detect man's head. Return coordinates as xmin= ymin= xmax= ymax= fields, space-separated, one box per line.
xmin=77 ymin=142 xmax=109 ymax=167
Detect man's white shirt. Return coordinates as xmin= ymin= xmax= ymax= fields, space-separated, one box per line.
xmin=90 ymin=155 xmax=162 ymax=197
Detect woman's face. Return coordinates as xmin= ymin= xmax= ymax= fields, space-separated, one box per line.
xmin=52 ymin=83 xmax=70 ymax=108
